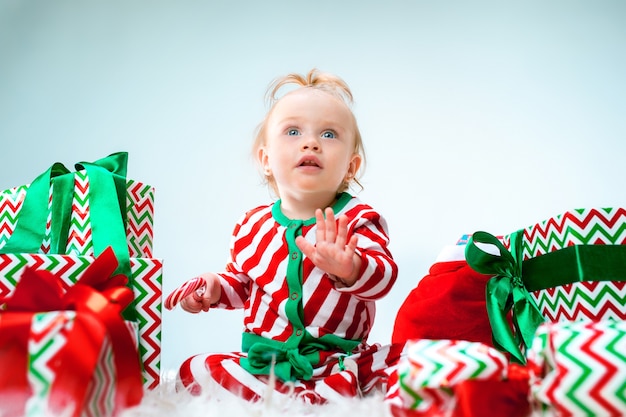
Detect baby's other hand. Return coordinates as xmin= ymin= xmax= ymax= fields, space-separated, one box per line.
xmin=167 ymin=273 xmax=221 ymax=313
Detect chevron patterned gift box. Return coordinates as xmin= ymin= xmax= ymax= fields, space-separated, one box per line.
xmin=0 ymin=253 xmax=163 ymax=389
xmin=515 ymin=207 xmax=626 ymax=323
xmin=0 ymin=170 xmax=155 ymax=259
xmin=465 ymin=207 xmax=626 ymax=365
xmin=526 ymin=320 xmax=626 ymax=416
xmin=0 ymin=311 xmax=140 ymax=417
xmin=396 ymin=339 xmax=511 ymax=414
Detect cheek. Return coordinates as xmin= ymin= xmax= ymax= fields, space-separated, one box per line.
xmin=338 ymin=152 xmax=357 ymax=172
xmin=267 ymin=150 xmax=287 ymax=166
xmin=265 ymin=150 xmax=291 ymax=177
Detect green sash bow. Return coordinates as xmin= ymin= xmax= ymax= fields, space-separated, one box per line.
xmin=466 ymin=230 xmax=626 ymax=364
xmin=240 ymin=331 xmax=361 ymax=382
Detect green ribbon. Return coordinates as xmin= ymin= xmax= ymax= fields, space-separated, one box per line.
xmin=465 ymin=231 xmax=545 ymax=364
xmin=1 ymin=163 xmax=71 ymax=254
xmin=466 ymin=230 xmax=626 ymax=364
xmin=75 ymin=153 xmax=130 ymax=279
xmin=1 ymin=152 xmax=135 ymax=320
xmin=523 ymin=244 xmax=626 ymax=291
xmin=240 ymin=331 xmax=361 ymax=382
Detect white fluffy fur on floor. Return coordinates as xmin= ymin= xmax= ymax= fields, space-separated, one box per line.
xmin=121 ymin=373 xmax=395 ymax=417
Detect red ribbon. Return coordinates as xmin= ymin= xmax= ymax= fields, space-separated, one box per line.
xmin=0 ymin=246 xmax=143 ymax=417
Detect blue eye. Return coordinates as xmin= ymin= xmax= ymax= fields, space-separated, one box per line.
xmin=287 ymin=129 xmax=300 ymax=136
xmin=322 ymin=131 xmax=336 ymax=139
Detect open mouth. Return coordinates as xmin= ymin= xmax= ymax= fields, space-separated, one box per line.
xmin=300 ymin=160 xmax=320 ymax=167
xmin=298 ymin=156 xmax=322 ymax=168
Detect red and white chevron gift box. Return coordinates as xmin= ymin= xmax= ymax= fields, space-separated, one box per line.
xmin=0 ymin=311 xmax=139 ymax=417
xmin=526 ymin=320 xmax=626 ymax=416
xmin=508 ymin=207 xmax=626 ymax=323
xmin=396 ymin=339 xmax=510 ymax=414
xmin=0 ymin=253 xmax=162 ymax=389
xmin=0 ymin=171 xmax=155 ymax=259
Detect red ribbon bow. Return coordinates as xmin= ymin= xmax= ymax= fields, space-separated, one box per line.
xmin=0 ymin=247 xmax=143 ymax=417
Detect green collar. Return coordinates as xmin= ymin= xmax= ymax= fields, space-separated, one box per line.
xmin=271 ymin=192 xmax=353 ymax=226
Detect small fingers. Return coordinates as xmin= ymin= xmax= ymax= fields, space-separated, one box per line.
xmin=192 ymin=286 xmax=206 ymax=302
xmin=335 ymin=215 xmax=350 ymax=248
xmin=181 ymin=288 xmax=212 ymax=313
xmin=345 ymin=234 xmax=358 ymax=253
xmin=165 ymin=276 xmax=206 ymax=310
xmin=295 ymin=235 xmax=314 ymax=259
xmin=324 ymin=207 xmax=337 ymax=242
xmin=315 ymin=208 xmax=326 ymax=243
xmin=180 ymin=297 xmax=202 ymax=314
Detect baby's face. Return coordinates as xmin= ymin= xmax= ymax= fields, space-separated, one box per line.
xmin=260 ymin=88 xmax=360 ymax=201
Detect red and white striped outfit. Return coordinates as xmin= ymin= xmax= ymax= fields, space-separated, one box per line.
xmin=178 ymin=192 xmax=404 ymax=403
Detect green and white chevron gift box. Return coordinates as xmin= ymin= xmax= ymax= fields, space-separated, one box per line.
xmin=466 ymin=207 xmax=626 ymax=364
xmin=0 ymin=152 xmax=154 ymax=259
xmin=396 ymin=339 xmax=509 ymax=414
xmin=515 ymin=207 xmax=626 ymax=323
xmin=0 ymin=253 xmax=163 ymax=389
xmin=526 ymin=320 xmax=626 ymax=416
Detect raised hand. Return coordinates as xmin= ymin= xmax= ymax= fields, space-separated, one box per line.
xmin=295 ymin=207 xmax=361 ymax=287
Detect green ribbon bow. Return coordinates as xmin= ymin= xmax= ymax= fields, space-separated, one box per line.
xmin=466 ymin=230 xmax=626 ymax=364
xmin=240 ymin=331 xmax=361 ymax=382
xmin=465 ymin=231 xmax=545 ymax=364
xmin=1 ymin=152 xmax=135 ymax=320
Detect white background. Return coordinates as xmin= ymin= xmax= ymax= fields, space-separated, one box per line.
xmin=1 ymin=0 xmax=625 ymax=375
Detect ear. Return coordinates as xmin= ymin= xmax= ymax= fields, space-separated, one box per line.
xmin=346 ymin=154 xmax=362 ymax=180
xmin=258 ymin=146 xmax=271 ymax=175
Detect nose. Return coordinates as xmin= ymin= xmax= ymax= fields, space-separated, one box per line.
xmin=301 ymin=134 xmax=320 ymax=151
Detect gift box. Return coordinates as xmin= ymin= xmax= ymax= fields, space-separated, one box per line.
xmin=395 ymin=339 xmax=512 ymax=415
xmin=0 ymin=311 xmax=138 ymax=417
xmin=0 ymin=252 xmax=162 ymax=389
xmin=0 ymin=153 xmax=155 ymax=259
xmin=0 ymin=248 xmax=144 ymax=417
xmin=526 ymin=320 xmax=626 ymax=416
xmin=466 ymin=207 xmax=626 ymax=364
xmin=517 ymin=207 xmax=626 ymax=323
xmin=0 ymin=152 xmax=161 ymax=388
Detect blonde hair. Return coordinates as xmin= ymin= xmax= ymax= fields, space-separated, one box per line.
xmin=253 ymin=68 xmax=366 ymax=196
